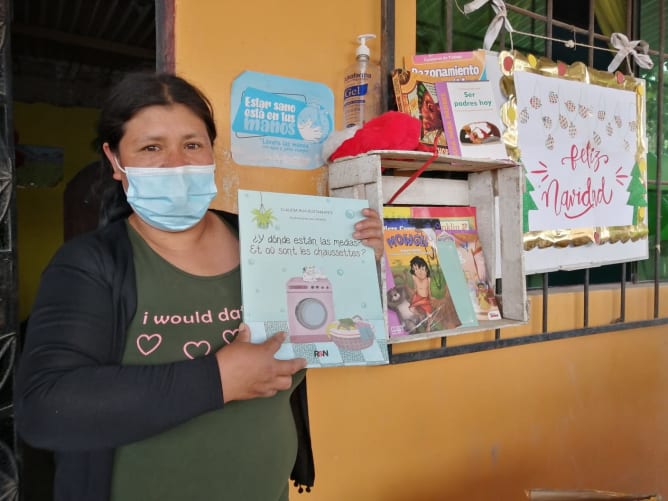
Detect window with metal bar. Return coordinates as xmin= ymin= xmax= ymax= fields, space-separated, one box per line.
xmin=383 ymin=0 xmax=668 ymax=363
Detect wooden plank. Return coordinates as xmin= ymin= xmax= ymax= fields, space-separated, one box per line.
xmin=497 ymin=166 xmax=527 ymax=321
xmin=331 ymin=150 xmax=517 ymax=173
xmin=468 ymin=171 xmax=497 ymax=280
xmin=329 ymin=183 xmax=384 ymax=216
xmin=381 ymin=177 xmax=470 ymax=205
xmin=329 ymin=154 xmax=381 ymax=188
xmin=387 ymin=318 xmax=527 ymax=344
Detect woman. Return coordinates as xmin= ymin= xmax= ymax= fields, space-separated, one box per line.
xmin=15 ymin=72 xmax=384 ymax=501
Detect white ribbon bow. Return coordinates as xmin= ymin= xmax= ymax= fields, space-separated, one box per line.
xmin=462 ymin=0 xmax=514 ymax=50
xmin=607 ymin=32 xmax=654 ymax=73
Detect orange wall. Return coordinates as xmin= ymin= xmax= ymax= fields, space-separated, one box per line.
xmin=307 ymin=319 xmax=668 ymax=500
xmin=299 ymin=284 xmax=668 ymax=500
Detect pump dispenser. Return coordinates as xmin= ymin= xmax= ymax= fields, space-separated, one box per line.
xmin=343 ymin=34 xmax=381 ymax=128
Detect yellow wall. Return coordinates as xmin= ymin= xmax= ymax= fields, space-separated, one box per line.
xmin=13 ymin=102 xmax=100 ymax=321
xmin=174 ymin=1 xmax=667 ymax=499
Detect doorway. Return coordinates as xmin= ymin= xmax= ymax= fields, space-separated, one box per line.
xmin=7 ymin=0 xmax=158 ymax=498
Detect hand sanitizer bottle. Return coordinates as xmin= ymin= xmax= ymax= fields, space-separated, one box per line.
xmin=343 ymin=34 xmax=381 ymax=128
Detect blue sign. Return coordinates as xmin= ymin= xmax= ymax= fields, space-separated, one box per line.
xmin=230 ymin=71 xmax=334 ymax=170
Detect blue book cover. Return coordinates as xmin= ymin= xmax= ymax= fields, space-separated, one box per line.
xmin=238 ymin=189 xmax=389 ymax=367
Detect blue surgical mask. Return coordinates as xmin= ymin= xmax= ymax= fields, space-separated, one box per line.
xmin=115 ymin=159 xmax=218 ymax=232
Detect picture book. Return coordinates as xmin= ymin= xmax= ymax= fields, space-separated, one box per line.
xmin=406 ymin=49 xmax=508 ymax=138
xmin=238 ymin=189 xmax=388 ymax=368
xmin=434 ymin=79 xmax=508 ymax=160
xmin=401 ymin=206 xmax=501 ymax=321
xmin=438 ymin=226 xmax=501 ymax=321
xmin=383 ymin=214 xmax=477 ymax=336
xmin=382 ymin=219 xmax=468 ymax=337
xmin=391 ymin=68 xmax=449 ymax=154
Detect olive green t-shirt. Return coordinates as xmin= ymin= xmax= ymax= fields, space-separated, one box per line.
xmin=110 ymin=223 xmax=301 ymax=501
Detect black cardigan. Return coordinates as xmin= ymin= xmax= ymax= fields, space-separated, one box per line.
xmin=15 ymin=211 xmax=314 ymax=500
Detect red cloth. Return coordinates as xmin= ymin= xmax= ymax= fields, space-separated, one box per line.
xmin=329 ymin=111 xmax=424 ymax=161
xmin=410 ymin=292 xmax=433 ymax=315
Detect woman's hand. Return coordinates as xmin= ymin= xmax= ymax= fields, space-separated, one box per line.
xmin=216 ymin=324 xmax=307 ymax=403
xmin=353 ymin=208 xmax=384 ymax=261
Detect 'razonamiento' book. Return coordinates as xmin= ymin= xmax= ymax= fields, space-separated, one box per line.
xmin=238 ymin=189 xmax=388 ymax=367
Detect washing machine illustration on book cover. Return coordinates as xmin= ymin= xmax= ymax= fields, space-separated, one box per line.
xmin=286 ymin=269 xmax=335 ymax=343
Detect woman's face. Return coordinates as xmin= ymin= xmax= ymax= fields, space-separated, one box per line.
xmin=104 ymin=103 xmax=214 ymax=183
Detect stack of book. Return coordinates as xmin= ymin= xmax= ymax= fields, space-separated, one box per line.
xmin=383 ymin=205 xmax=501 ymax=339
xmin=392 ymin=50 xmax=507 ymax=160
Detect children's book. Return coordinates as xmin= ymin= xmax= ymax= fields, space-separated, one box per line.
xmin=238 ymin=189 xmax=388 ymax=368
xmin=434 ymin=79 xmax=508 ymax=160
xmin=439 ymin=226 xmax=501 ymax=321
xmin=383 ymin=214 xmax=477 ymax=336
xmin=391 ymin=68 xmax=449 ymax=154
xmin=388 ymin=206 xmax=502 ymax=321
xmin=382 ymin=218 xmax=467 ymax=338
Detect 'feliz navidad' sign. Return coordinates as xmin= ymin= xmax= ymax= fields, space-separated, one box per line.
xmin=499 ymin=51 xmax=648 ymax=273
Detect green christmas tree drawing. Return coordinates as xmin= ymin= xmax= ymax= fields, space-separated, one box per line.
xmin=626 ymin=162 xmax=647 ymax=225
xmin=523 ymin=172 xmax=539 ymax=233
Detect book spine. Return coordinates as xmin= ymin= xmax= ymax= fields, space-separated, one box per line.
xmin=437 ymin=83 xmax=461 ymax=156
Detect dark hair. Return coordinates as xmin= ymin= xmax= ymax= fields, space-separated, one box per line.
xmin=409 ymin=256 xmax=430 ymax=277
xmin=97 ymin=72 xmax=217 ymax=225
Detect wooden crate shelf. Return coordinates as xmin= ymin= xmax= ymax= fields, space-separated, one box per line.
xmin=329 ymin=150 xmax=528 ymax=343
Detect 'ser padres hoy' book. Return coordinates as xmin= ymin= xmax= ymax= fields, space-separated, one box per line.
xmin=238 ymin=189 xmax=389 ymax=368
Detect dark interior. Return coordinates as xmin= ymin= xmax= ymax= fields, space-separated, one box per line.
xmin=10 ymin=2 xmax=157 ymax=498
xmin=11 ymin=0 xmax=156 ymax=107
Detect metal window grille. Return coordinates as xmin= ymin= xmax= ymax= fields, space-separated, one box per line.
xmin=382 ymin=0 xmax=668 ymax=364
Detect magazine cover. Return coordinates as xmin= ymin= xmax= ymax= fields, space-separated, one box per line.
xmin=238 ymin=189 xmax=388 ymax=368
xmin=434 ymin=79 xmax=507 ymax=159
xmin=382 ymin=221 xmax=464 ymax=337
